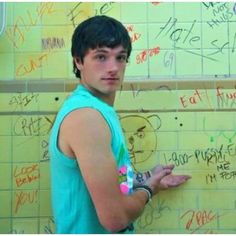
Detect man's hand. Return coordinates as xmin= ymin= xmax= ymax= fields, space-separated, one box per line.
xmin=160 ymin=173 xmax=191 ymax=187
xmin=145 ymin=164 xmax=191 ymax=195
xmin=150 ymin=164 xmax=175 ymax=175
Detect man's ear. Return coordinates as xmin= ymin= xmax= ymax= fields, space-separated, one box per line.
xmin=74 ymin=57 xmax=83 ymax=70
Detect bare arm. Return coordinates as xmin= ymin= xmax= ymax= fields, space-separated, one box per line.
xmin=59 ymin=108 xmax=190 ymax=232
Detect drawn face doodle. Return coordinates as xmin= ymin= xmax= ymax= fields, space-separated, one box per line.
xmin=120 ymin=114 xmax=161 ymax=172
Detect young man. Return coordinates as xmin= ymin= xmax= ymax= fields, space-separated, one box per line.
xmin=49 ymin=15 xmax=191 ymax=234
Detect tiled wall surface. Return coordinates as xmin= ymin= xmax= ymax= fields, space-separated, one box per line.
xmin=1 ymin=2 xmax=236 ymax=234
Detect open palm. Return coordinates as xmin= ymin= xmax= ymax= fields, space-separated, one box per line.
xmin=160 ymin=174 xmax=191 ymax=187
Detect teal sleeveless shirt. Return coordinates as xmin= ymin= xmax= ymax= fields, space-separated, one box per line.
xmin=49 ymin=85 xmax=134 ymax=233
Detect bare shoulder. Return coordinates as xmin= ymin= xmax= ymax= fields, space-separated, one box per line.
xmin=62 ymin=108 xmax=110 ymax=135
xmin=59 ymin=108 xmax=111 ymax=157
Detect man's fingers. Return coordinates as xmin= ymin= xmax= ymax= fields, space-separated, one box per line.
xmin=163 ymin=164 xmax=175 ymax=170
xmin=156 ymin=169 xmax=172 ymax=180
xmin=152 ymin=164 xmax=175 ymax=174
xmin=161 ymin=174 xmax=191 ymax=187
xmin=173 ymin=175 xmax=191 ymax=185
xmin=183 ymin=175 xmax=191 ymax=180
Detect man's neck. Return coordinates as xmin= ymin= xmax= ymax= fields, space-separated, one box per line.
xmin=101 ymin=94 xmax=116 ymax=106
xmin=81 ymin=83 xmax=116 ymax=106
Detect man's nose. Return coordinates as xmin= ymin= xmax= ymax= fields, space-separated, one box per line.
xmin=106 ymin=59 xmax=119 ymax=73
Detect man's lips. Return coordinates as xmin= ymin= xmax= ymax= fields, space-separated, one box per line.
xmin=102 ymin=77 xmax=119 ymax=81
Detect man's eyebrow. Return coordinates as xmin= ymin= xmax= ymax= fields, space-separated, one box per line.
xmin=93 ymin=49 xmax=109 ymax=53
xmin=93 ymin=48 xmax=128 ymax=54
xmin=119 ymin=50 xmax=128 ymax=54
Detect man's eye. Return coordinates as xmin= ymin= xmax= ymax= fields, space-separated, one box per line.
xmin=96 ymin=55 xmax=106 ymax=61
xmin=117 ymin=55 xmax=127 ymax=62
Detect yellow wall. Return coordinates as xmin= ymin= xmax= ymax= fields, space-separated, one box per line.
xmin=0 ymin=2 xmax=236 ymax=233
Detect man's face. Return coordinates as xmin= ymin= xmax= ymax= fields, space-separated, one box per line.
xmin=75 ymin=45 xmax=128 ymax=97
